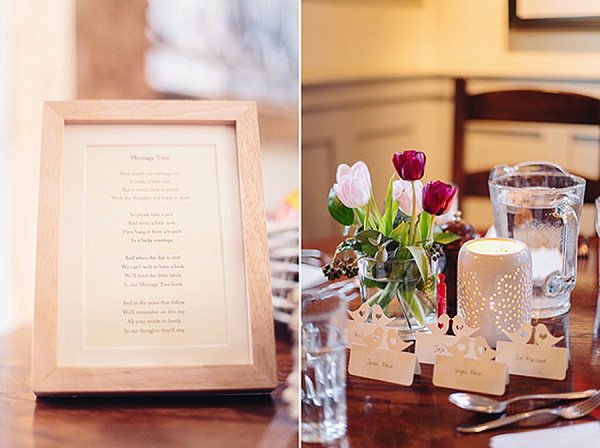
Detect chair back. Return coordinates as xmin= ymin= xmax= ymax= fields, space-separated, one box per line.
xmin=452 ymin=78 xmax=600 ymax=204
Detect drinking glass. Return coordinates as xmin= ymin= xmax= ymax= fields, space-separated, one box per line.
xmin=301 ymin=282 xmax=350 ymax=443
xmin=489 ymin=162 xmax=585 ymax=318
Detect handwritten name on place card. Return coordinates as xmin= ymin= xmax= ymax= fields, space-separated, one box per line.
xmin=415 ymin=315 xmax=479 ymax=364
xmin=433 ymin=354 xmax=507 ymax=396
xmin=347 ymin=320 xmax=374 ymax=348
xmin=495 ymin=342 xmax=568 ymax=380
xmin=349 ymin=344 xmax=418 ymax=386
xmin=415 ymin=333 xmax=454 ymax=364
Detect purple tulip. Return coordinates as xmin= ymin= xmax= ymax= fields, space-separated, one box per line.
xmin=422 ymin=181 xmax=457 ymax=216
xmin=392 ymin=150 xmax=426 ymax=181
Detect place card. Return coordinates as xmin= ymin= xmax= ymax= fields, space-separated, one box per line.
xmin=433 ymin=336 xmax=508 ymax=396
xmin=495 ymin=323 xmax=568 ymax=380
xmin=349 ymin=326 xmax=419 ymax=386
xmin=415 ymin=314 xmax=479 ymax=364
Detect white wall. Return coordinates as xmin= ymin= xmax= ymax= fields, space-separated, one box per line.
xmin=303 ymin=0 xmax=600 ymax=82
xmin=7 ymin=0 xmax=76 ymax=332
xmin=302 ymin=0 xmax=435 ymax=82
xmin=432 ymin=0 xmax=600 ymax=78
xmin=0 ymin=0 xmax=13 ymax=334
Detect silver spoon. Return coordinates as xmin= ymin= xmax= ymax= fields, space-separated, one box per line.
xmin=449 ymin=389 xmax=597 ymax=414
xmin=457 ymin=391 xmax=600 ymax=433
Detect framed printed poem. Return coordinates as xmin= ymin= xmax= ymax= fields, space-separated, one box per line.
xmin=32 ymin=101 xmax=277 ymax=395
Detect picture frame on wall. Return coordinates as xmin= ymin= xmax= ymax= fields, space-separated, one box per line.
xmin=32 ymin=101 xmax=277 ymax=396
xmin=509 ymin=0 xmax=600 ymax=29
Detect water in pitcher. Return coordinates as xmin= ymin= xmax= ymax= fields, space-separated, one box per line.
xmin=499 ymin=203 xmax=573 ymax=315
xmin=490 ymin=164 xmax=585 ymax=318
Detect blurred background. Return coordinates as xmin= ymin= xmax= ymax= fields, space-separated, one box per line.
xmin=302 ymin=0 xmax=600 ymax=244
xmin=0 ymin=0 xmax=299 ymax=334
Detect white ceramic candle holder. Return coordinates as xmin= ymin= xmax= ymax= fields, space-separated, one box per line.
xmin=457 ymin=238 xmax=532 ymax=348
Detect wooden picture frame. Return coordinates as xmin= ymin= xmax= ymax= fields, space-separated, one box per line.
xmin=509 ymin=0 xmax=600 ymax=29
xmin=32 ymin=101 xmax=277 ymax=396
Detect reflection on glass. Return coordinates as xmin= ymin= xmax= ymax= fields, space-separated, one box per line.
xmin=591 ymin=291 xmax=600 ymax=369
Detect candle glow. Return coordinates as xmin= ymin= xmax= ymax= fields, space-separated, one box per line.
xmin=466 ymin=239 xmax=526 ymax=255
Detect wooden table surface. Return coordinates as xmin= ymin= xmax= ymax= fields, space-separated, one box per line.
xmin=0 ymin=322 xmax=298 ymax=447
xmin=303 ymin=238 xmax=600 ymax=447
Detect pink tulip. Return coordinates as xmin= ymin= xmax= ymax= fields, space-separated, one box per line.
xmin=336 ymin=161 xmax=371 ymax=186
xmin=392 ymin=179 xmax=423 ymax=215
xmin=333 ymin=161 xmax=372 ymax=208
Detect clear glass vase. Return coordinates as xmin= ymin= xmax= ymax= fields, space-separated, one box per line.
xmin=357 ymin=257 xmax=439 ymax=340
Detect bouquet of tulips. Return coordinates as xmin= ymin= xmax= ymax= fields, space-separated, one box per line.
xmin=324 ymin=150 xmax=459 ymax=326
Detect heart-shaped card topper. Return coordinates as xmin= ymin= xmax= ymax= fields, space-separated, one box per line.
xmin=452 ymin=315 xmax=479 ymax=339
xmin=445 ymin=336 xmax=471 ymax=358
xmin=371 ymin=304 xmax=395 ymax=326
xmin=348 ymin=302 xmax=370 ymax=323
xmin=503 ymin=323 xmax=532 ymax=345
xmin=424 ymin=314 xmax=479 ymax=339
xmin=473 ymin=336 xmax=496 ymax=362
xmin=360 ymin=326 xmax=384 ymax=349
xmin=534 ymin=323 xmax=563 ymax=348
xmin=444 ymin=336 xmax=496 ymax=361
xmin=425 ymin=314 xmax=451 ymax=336
xmin=386 ymin=329 xmax=413 ymax=352
xmin=437 ymin=314 xmax=450 ymax=333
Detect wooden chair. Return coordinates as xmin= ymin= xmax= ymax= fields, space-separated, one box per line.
xmin=452 ymin=78 xmax=600 ymax=205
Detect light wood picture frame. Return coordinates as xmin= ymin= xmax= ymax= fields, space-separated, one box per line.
xmin=32 ymin=101 xmax=277 ymax=396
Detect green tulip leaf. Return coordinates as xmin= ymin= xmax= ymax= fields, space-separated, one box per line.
xmin=434 ymin=231 xmax=462 ymax=245
xmin=390 ymin=221 xmax=409 ymax=242
xmin=419 ymin=211 xmax=433 ymax=241
xmin=327 ymin=187 xmax=355 ymax=226
xmin=355 ymin=229 xmax=382 ymax=243
xmin=356 ymin=230 xmax=399 ymax=257
xmin=393 ymin=209 xmax=410 ymax=229
xmin=382 ymin=174 xmax=395 ymax=236
xmin=355 ymin=229 xmax=381 ymax=256
xmin=362 ymin=277 xmax=380 ymax=289
xmin=406 ymin=245 xmax=428 ymax=281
